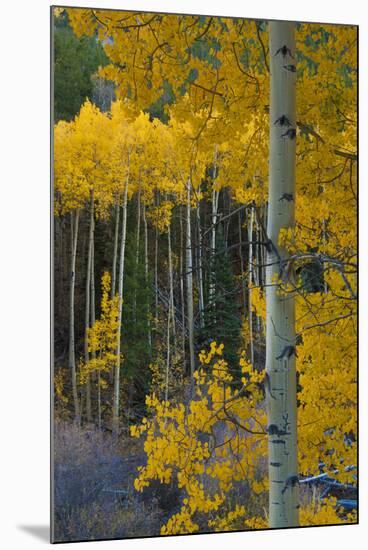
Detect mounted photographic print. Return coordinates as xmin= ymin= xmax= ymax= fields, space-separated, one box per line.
xmin=51 ymin=4 xmax=358 ymax=543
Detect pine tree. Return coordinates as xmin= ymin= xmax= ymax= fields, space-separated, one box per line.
xmin=200 ymin=224 xmax=241 ymax=370
xmin=121 ymin=229 xmax=153 ymax=413
xmin=53 ymin=12 xmax=109 ymax=122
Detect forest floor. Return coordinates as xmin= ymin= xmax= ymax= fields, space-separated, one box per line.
xmin=52 ymin=420 xmax=185 ymax=542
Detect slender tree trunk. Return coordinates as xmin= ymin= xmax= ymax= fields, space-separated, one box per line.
xmin=68 ymin=209 xmax=80 ymax=422
xmin=90 ymin=235 xmax=97 ymax=390
xmin=97 ymin=346 xmax=102 ymax=429
xmin=84 ymin=190 xmax=94 ymax=423
xmin=209 ymin=188 xmax=219 ymax=309
xmin=84 ymin=189 xmax=94 ymax=422
xmin=133 ymin=187 xmax=141 ymax=324
xmin=238 ymin=210 xmax=247 ymax=314
xmin=179 ymin=207 xmax=186 ymax=364
xmin=111 ymin=203 xmax=120 ymax=298
xmin=248 ymin=207 xmax=255 ymax=366
xmin=167 ymin=224 xmax=177 ymax=353
xmin=143 ymin=204 xmax=152 ymax=351
xmin=266 ymin=21 xmax=298 ymax=528
xmin=255 ymin=215 xmax=262 ymax=334
xmin=196 ymin=195 xmax=205 ymax=329
xmin=262 ymin=203 xmax=268 ymax=286
xmin=154 ymin=226 xmax=159 ymax=333
xmin=209 ymin=147 xmax=219 ymax=308
xmin=165 ymin=305 xmax=170 ymax=403
xmin=186 ymin=179 xmax=195 ymax=383
xmin=113 ymin=156 xmax=130 ymax=435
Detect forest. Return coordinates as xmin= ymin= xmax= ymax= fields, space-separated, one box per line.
xmin=52 ymin=7 xmax=357 ymax=542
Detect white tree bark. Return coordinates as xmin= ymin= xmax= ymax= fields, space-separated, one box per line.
xmin=209 ymin=150 xmax=219 ymax=309
xmin=196 ymin=195 xmax=205 ymax=329
xmin=248 ymin=207 xmax=255 ymax=366
xmin=143 ymin=204 xmax=152 ymax=351
xmin=90 ymin=234 xmax=97 ymax=410
xmin=167 ymin=224 xmax=177 ymax=354
xmin=165 ymin=306 xmax=170 ymax=403
xmin=154 ymin=225 xmax=159 ymax=333
xmin=111 ymin=203 xmax=120 ymax=298
xmin=238 ymin=210 xmax=247 ymax=314
xmin=133 ymin=187 xmax=141 ymax=324
xmin=68 ymin=209 xmax=80 ymax=422
xmin=179 ymin=207 xmax=186 ymax=363
xmin=113 ymin=156 xmax=130 ymax=435
xmin=266 ymin=21 xmax=299 ymax=528
xmin=84 ymin=190 xmax=94 ymax=423
xmin=186 ymin=179 xmax=195 ymax=383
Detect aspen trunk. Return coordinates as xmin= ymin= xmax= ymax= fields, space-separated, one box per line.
xmin=186 ymin=179 xmax=195 ymax=383
xmin=133 ymin=188 xmax=141 ymax=324
xmin=238 ymin=210 xmax=247 ymax=314
xmin=196 ymin=196 xmax=205 ymax=329
xmin=167 ymin=224 xmax=177 ymax=353
xmin=143 ymin=204 xmax=152 ymax=351
xmin=165 ymin=305 xmax=170 ymax=403
xmin=154 ymin=226 xmax=159 ymax=332
xmin=90 ymin=235 xmax=97 ymax=391
xmin=113 ymin=157 xmax=130 ymax=435
xmin=111 ymin=203 xmax=120 ymax=298
xmin=209 ymin=188 xmax=219 ymax=309
xmin=68 ymin=209 xmax=80 ymax=422
xmin=97 ymin=346 xmax=102 ymax=430
xmin=179 ymin=207 xmax=186 ymax=363
xmin=209 ymin=147 xmax=219 ymax=308
xmin=84 ymin=190 xmax=94 ymax=423
xmin=248 ymin=207 xmax=255 ymax=366
xmin=266 ymin=21 xmax=299 ymax=528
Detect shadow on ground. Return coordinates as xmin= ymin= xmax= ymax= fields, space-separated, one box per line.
xmin=17 ymin=525 xmax=49 ymax=543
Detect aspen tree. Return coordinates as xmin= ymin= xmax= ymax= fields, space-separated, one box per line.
xmin=266 ymin=21 xmax=299 ymax=528
xmin=186 ymin=179 xmax=195 ymax=383
xmin=179 ymin=207 xmax=186 ymax=363
xmin=167 ymin=223 xmax=176 ymax=354
xmin=238 ymin=210 xmax=247 ymax=314
xmin=68 ymin=209 xmax=80 ymax=421
xmin=111 ymin=204 xmax=120 ymax=298
xmin=84 ymin=190 xmax=94 ymax=422
xmin=113 ymin=153 xmax=130 ymax=435
xmin=209 ymin=148 xmax=219 ymax=309
xmin=248 ymin=207 xmax=255 ymax=367
xmin=142 ymin=204 xmax=152 ymax=351
xmin=196 ymin=194 xmax=205 ymax=329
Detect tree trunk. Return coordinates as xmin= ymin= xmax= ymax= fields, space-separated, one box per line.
xmin=133 ymin=187 xmax=141 ymax=324
xmin=143 ymin=204 xmax=152 ymax=351
xmin=238 ymin=210 xmax=247 ymax=315
xmin=209 ymin=149 xmax=219 ymax=309
xmin=113 ymin=157 xmax=130 ymax=435
xmin=90 ymin=233 xmax=97 ymax=393
xmin=167 ymin=224 xmax=177 ymax=353
xmin=84 ymin=190 xmax=94 ymax=423
xmin=97 ymin=346 xmax=102 ymax=429
xmin=165 ymin=305 xmax=170 ymax=403
xmin=186 ymin=179 xmax=195 ymax=383
xmin=111 ymin=203 xmax=120 ymax=298
xmin=248 ymin=207 xmax=255 ymax=366
xmin=154 ymin=226 xmax=159 ymax=333
xmin=209 ymin=189 xmax=219 ymax=309
xmin=266 ymin=20 xmax=298 ymax=528
xmin=68 ymin=209 xmax=80 ymax=422
xmin=179 ymin=207 xmax=186 ymax=364
xmin=196 ymin=195 xmax=205 ymax=329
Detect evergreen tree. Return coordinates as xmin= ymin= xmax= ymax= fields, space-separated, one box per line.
xmin=53 ymin=12 xmax=109 ymax=121
xmin=200 ymin=224 xmax=241 ymax=370
xmin=121 ymin=229 xmax=153 ymax=407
